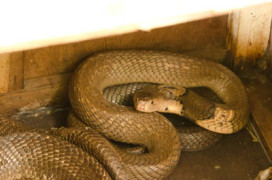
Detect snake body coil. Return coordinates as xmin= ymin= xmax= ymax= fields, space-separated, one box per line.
xmin=69 ymin=50 xmax=249 ymax=178
xmin=0 ymin=50 xmax=249 ymax=179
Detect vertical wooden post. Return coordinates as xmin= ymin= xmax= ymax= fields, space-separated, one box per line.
xmin=227 ymin=3 xmax=272 ymax=71
xmin=0 ymin=52 xmax=24 ymax=93
xmin=269 ymin=24 xmax=272 ymax=72
xmin=8 ymin=53 xmax=24 ymax=91
xmin=0 ymin=54 xmax=11 ymax=93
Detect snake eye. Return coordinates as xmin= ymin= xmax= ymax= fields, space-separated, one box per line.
xmin=151 ymin=101 xmax=154 ymax=104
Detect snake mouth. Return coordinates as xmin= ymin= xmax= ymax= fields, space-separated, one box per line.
xmin=133 ymin=91 xmax=157 ymax=112
xmin=133 ymin=97 xmax=156 ymax=112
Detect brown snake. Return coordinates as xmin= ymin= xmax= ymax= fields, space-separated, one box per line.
xmin=0 ymin=50 xmax=249 ymax=179
xmin=102 ymin=83 xmax=223 ymax=152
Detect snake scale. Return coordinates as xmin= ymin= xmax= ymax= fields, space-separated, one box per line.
xmin=102 ymin=83 xmax=223 ymax=151
xmin=0 ymin=50 xmax=249 ymax=179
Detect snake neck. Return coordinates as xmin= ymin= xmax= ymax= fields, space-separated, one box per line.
xmin=70 ymin=50 xmax=249 ymax=178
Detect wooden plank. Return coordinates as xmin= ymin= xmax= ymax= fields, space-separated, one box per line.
xmin=24 ymin=16 xmax=228 ymax=79
xmin=268 ymin=25 xmax=272 ymax=72
xmin=247 ymin=82 xmax=272 ymax=162
xmin=24 ymin=73 xmax=71 ymax=90
xmin=104 ymin=16 xmax=228 ymax=52
xmin=0 ymin=52 xmax=24 ymax=93
xmin=0 ymin=0 xmax=271 ymax=54
xmin=0 ymin=54 xmax=10 ymax=93
xmin=23 ymin=39 xmax=105 ymax=79
xmin=227 ymin=3 xmax=272 ymax=71
xmin=0 ymin=85 xmax=69 ymax=116
xmin=8 ymin=52 xmax=24 ymax=91
xmin=0 ymin=73 xmax=71 ymax=115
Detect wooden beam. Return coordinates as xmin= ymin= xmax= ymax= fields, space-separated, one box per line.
xmin=8 ymin=53 xmax=24 ymax=91
xmin=0 ymin=54 xmax=10 ymax=93
xmin=0 ymin=0 xmax=271 ymax=54
xmin=268 ymin=24 xmax=272 ymax=71
xmin=0 ymin=73 xmax=71 ymax=115
xmin=227 ymin=3 xmax=272 ymax=71
xmin=0 ymin=52 xmax=24 ymax=93
xmin=24 ymin=73 xmax=71 ymax=90
xmin=0 ymin=86 xmax=69 ymax=116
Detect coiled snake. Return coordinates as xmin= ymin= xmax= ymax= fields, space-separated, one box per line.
xmin=0 ymin=50 xmax=249 ymax=179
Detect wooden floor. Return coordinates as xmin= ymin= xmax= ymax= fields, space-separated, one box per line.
xmin=169 ymin=123 xmax=270 ymax=179
xmin=246 ymin=81 xmax=272 ymax=162
xmin=9 ymin=106 xmax=271 ymax=180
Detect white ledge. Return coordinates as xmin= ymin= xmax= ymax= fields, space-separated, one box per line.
xmin=0 ymin=0 xmax=271 ymax=54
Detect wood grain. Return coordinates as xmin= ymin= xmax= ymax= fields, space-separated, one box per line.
xmin=0 ymin=85 xmax=69 ymax=116
xmin=24 ymin=73 xmax=71 ymax=90
xmin=23 ymin=39 xmax=105 ymax=79
xmin=0 ymin=72 xmax=70 ymax=115
xmin=0 ymin=54 xmax=10 ymax=93
xmin=247 ymin=82 xmax=272 ymax=161
xmin=104 ymin=16 xmax=227 ymax=52
xmin=8 ymin=52 xmax=24 ymax=91
xmin=227 ymin=3 xmax=272 ymax=71
xmin=268 ymin=26 xmax=272 ymax=72
xmin=24 ymin=16 xmax=227 ymax=79
xmin=0 ymin=52 xmax=24 ymax=93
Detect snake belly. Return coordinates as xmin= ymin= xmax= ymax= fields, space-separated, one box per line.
xmin=69 ymin=50 xmax=249 ymax=179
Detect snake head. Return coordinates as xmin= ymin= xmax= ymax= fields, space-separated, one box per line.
xmin=133 ymin=84 xmax=186 ymax=115
xmin=133 ymin=90 xmax=158 ymax=112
